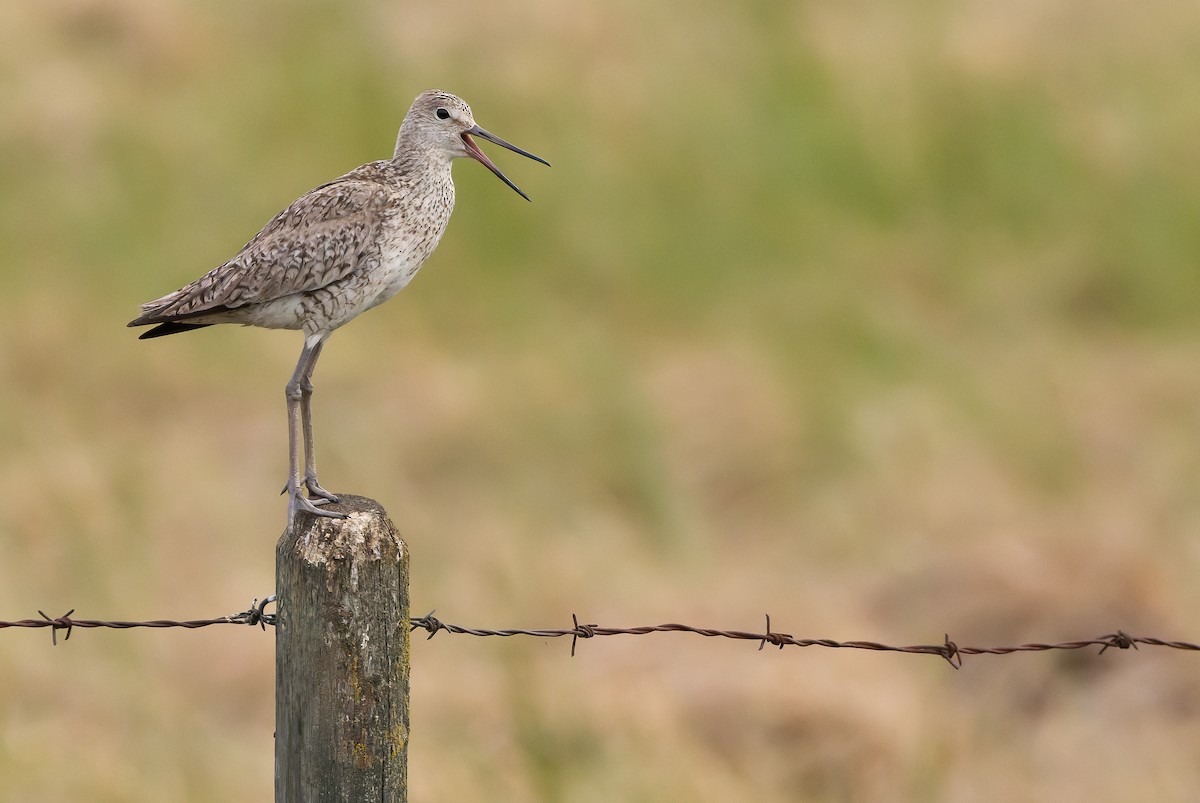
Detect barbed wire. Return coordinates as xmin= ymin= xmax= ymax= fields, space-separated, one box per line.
xmin=408 ymin=611 xmax=1200 ymax=668
xmin=0 ymin=597 xmax=277 ymax=646
xmin=2 ymin=600 xmax=1198 ymax=668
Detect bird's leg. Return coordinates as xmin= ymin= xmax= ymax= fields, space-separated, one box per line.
xmin=299 ymin=339 xmax=339 ymax=504
xmin=286 ymin=339 xmax=346 ymax=524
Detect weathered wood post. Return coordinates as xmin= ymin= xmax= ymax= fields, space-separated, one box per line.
xmin=275 ymin=494 xmax=410 ymax=802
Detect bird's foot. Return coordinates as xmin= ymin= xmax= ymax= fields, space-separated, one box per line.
xmin=280 ymin=479 xmax=340 ymax=506
xmin=304 ymin=475 xmax=340 ymax=505
xmin=287 ymin=485 xmax=349 ymax=523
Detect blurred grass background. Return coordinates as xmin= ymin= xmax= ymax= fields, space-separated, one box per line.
xmin=2 ymin=1 xmax=1200 ymax=800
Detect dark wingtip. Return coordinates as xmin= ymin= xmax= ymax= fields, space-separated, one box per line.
xmin=134 ymin=322 xmax=213 ymax=339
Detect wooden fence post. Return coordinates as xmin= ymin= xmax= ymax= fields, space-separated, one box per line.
xmin=275 ymin=494 xmax=410 ymax=802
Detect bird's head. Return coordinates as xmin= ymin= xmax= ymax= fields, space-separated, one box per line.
xmin=398 ymin=90 xmax=550 ymax=201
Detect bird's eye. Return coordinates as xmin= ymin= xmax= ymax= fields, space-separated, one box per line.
xmin=435 ymin=108 xmax=450 ymax=120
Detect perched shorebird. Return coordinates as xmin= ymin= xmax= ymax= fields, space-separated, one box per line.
xmin=129 ymin=90 xmax=548 ymax=524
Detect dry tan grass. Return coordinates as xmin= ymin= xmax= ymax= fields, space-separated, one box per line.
xmin=1 ymin=1 xmax=1199 ymax=801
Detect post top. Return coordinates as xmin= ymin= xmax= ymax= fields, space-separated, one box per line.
xmin=277 ymin=494 xmax=405 ymax=577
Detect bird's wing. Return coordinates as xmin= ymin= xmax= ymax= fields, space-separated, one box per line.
xmin=132 ymin=169 xmax=389 ymax=323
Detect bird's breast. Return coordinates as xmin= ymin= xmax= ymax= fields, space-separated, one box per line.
xmin=374 ymin=214 xmax=447 ymax=295
xmin=370 ymin=185 xmax=454 ymax=299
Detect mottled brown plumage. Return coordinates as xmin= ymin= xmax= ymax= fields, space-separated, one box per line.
xmin=129 ymin=90 xmax=548 ymax=525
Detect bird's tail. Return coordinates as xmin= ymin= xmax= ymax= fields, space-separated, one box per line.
xmin=128 ymin=287 xmax=223 ymax=338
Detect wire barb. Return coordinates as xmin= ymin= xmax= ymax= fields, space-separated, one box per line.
xmin=411 ymin=610 xmax=447 ymax=639
xmin=38 ymin=609 xmax=75 ymax=646
xmin=941 ymin=634 xmax=962 ymax=669
xmin=758 ymin=613 xmax=789 ymax=651
xmin=236 ymin=596 xmax=277 ymax=630
xmin=570 ymin=613 xmax=598 ymax=657
xmin=1098 ymin=630 xmax=1137 ymax=654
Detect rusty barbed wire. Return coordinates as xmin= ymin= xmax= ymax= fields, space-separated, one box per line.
xmin=0 ymin=597 xmax=277 ymax=646
xmin=3 ymin=601 xmax=1199 ymax=668
xmin=406 ymin=611 xmax=1200 ymax=668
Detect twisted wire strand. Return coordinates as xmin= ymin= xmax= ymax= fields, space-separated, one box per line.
xmin=4 ymin=601 xmax=1197 ymax=668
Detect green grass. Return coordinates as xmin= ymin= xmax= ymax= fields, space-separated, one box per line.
xmin=2 ymin=2 xmax=1200 ymax=801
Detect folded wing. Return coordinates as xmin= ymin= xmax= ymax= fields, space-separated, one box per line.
xmin=129 ymin=171 xmax=387 ymax=329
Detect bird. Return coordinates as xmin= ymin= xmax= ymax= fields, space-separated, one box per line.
xmin=128 ymin=90 xmax=549 ymax=525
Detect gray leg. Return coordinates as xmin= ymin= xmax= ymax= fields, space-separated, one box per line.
xmin=286 ymin=338 xmax=346 ymax=524
xmin=299 ymin=339 xmax=339 ymax=504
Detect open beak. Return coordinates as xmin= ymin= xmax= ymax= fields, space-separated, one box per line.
xmin=461 ymin=125 xmax=550 ymax=202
